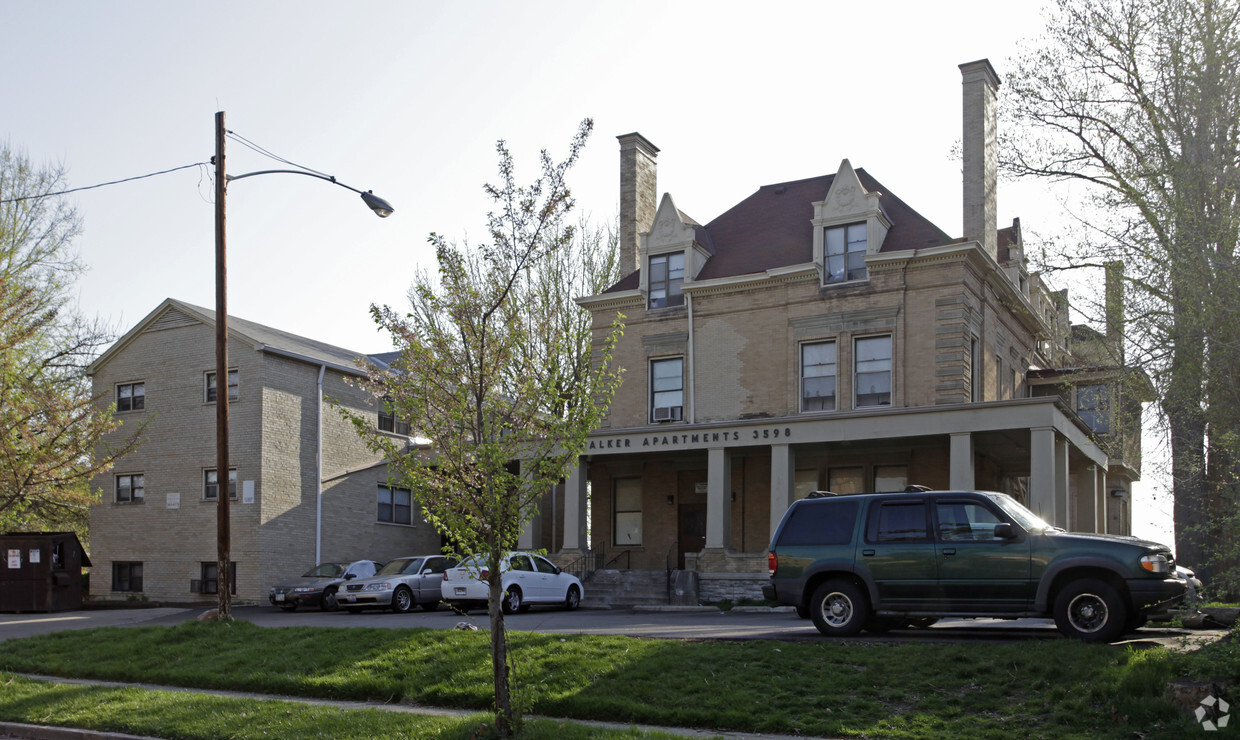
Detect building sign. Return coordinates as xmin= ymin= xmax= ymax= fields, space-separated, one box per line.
xmin=7 ymin=549 xmax=19 ymax=569
xmin=587 ymin=424 xmax=796 ymax=452
xmin=29 ymin=549 xmax=40 ymax=564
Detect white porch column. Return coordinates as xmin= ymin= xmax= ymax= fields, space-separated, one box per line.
xmin=769 ymin=444 xmax=795 ymax=540
xmin=560 ymin=457 xmax=588 ymax=552
xmin=1029 ymin=427 xmax=1056 ymax=524
xmin=705 ymin=447 xmax=732 ymax=549
xmin=949 ymin=432 xmax=975 ymax=490
xmin=1075 ymin=464 xmax=1098 ymax=533
xmin=1095 ymin=467 xmax=1107 ymax=535
xmin=517 ymin=462 xmax=541 ymax=550
xmin=1054 ymin=436 xmax=1070 ymax=529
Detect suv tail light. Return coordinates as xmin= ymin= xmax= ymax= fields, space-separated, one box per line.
xmin=480 ymin=569 xmax=489 ymax=581
xmin=768 ymin=552 xmax=777 ymax=577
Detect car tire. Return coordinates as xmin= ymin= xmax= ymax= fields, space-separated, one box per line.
xmin=1125 ymin=611 xmax=1148 ymax=632
xmin=564 ymin=585 xmax=581 ymax=611
xmin=277 ymin=603 xmax=297 ymax=612
xmin=391 ymin=586 xmax=415 ymax=614
xmin=1053 ymin=578 xmax=1127 ymax=643
xmin=501 ymin=586 xmax=522 ymax=615
xmin=809 ymin=580 xmax=868 ymax=637
xmin=794 ymin=603 xmax=810 ymax=619
xmin=906 ymin=617 xmax=939 ymax=629
xmin=320 ymin=588 xmax=339 ymax=612
xmin=421 ymin=599 xmax=440 ymax=612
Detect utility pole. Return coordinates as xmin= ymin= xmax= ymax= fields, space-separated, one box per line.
xmin=214 ymin=110 xmax=232 ymax=619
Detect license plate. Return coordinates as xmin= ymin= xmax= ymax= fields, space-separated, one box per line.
xmin=275 ymin=594 xmax=285 ymax=602
xmin=454 ymin=587 xmax=466 ymax=595
xmin=345 ymin=595 xmax=356 ymax=602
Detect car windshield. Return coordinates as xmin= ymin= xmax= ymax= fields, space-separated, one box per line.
xmin=301 ymin=563 xmax=345 ymax=578
xmin=983 ymin=492 xmax=1054 ymax=532
xmin=376 ymin=558 xmax=422 ymax=576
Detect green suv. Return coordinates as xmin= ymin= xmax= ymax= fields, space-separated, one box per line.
xmin=763 ymin=487 xmax=1187 ymax=642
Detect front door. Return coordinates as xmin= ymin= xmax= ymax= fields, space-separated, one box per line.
xmin=933 ymin=498 xmax=1033 ymax=611
xmin=677 ymin=504 xmax=707 ymax=569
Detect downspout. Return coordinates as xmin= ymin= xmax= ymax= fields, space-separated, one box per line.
xmin=315 ymin=364 xmax=326 ymax=564
xmin=687 ymin=292 xmax=695 ymax=423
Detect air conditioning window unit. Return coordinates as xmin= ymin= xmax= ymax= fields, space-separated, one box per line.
xmin=653 ymin=406 xmax=683 ymax=422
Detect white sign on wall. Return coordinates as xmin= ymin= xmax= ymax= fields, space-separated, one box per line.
xmin=242 ymin=480 xmax=255 ymax=504
xmin=167 ymin=492 xmax=180 ymax=509
xmin=7 ymin=549 xmax=20 ymax=569
xmin=29 ymin=549 xmax=40 ymax=564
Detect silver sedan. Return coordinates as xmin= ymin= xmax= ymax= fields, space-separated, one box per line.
xmin=338 ymin=555 xmax=454 ymax=613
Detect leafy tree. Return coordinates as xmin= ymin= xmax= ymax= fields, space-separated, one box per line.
xmin=1002 ymin=0 xmax=1240 ymax=593
xmin=0 ymin=144 xmax=143 ymax=541
xmin=344 ymin=120 xmax=623 ymax=737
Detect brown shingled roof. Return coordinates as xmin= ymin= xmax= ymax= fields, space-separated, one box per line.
xmin=603 ymin=168 xmax=955 ymax=293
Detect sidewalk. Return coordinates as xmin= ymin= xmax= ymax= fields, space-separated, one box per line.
xmin=3 ymin=673 xmax=832 ymax=740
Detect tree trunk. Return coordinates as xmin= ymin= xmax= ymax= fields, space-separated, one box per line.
xmin=488 ymin=555 xmax=513 ymax=738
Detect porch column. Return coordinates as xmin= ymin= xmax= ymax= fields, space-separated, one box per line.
xmin=705 ymin=447 xmax=732 ymax=549
xmin=1029 ymin=427 xmax=1056 ymax=524
xmin=560 ymin=457 xmax=588 ymax=552
xmin=769 ymin=444 xmax=795 ymax=540
xmin=949 ymin=432 xmax=975 ymax=490
xmin=1075 ymin=464 xmax=1098 ymax=533
xmin=1054 ymin=436 xmax=1070 ymax=529
xmin=1095 ymin=467 xmax=1107 ymax=535
xmin=517 ymin=463 xmax=541 ymax=550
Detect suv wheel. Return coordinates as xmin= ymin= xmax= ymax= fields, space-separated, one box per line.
xmin=1053 ymin=578 xmax=1127 ymax=643
xmin=809 ymin=580 xmax=867 ymax=637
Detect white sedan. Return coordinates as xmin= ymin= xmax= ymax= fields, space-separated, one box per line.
xmin=441 ymin=552 xmax=583 ymax=614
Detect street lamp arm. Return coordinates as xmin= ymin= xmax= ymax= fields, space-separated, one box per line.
xmin=225 ymin=169 xmax=394 ymax=217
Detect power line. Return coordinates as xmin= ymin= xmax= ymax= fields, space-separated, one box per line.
xmin=0 ymin=162 xmax=210 ymax=204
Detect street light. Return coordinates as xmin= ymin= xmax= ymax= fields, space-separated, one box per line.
xmin=212 ymin=110 xmax=393 ymax=618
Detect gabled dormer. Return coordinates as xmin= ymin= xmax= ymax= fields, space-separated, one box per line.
xmin=639 ymin=193 xmax=710 ymax=309
xmin=811 ymin=159 xmax=892 ymax=286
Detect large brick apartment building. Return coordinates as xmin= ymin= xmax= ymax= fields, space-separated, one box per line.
xmin=547 ymin=59 xmax=1146 ymax=601
xmin=88 ymin=299 xmax=439 ymax=604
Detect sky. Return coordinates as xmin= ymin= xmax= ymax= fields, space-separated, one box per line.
xmin=0 ymin=1 xmax=1176 ymax=545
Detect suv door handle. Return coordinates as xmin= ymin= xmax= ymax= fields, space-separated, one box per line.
xmin=862 ymin=549 xmax=875 ymax=556
xmin=942 ymin=548 xmax=956 ymax=556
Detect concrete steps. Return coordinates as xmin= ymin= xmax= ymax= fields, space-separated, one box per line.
xmin=581 ymin=569 xmax=670 ymax=608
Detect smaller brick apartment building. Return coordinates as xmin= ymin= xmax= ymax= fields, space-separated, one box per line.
xmin=549 ymin=59 xmax=1149 ymax=601
xmin=88 ymin=299 xmax=439 ymax=604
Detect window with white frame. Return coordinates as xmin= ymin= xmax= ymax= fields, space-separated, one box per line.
xmin=855 ymin=335 xmax=892 ymax=407
xmin=205 ymin=369 xmax=239 ymax=403
xmin=648 ymin=252 xmax=685 ymax=308
xmin=204 ymin=468 xmax=237 ymax=500
xmin=825 ymin=223 xmax=867 ymax=283
xmin=801 ymin=340 xmax=837 ymax=411
xmin=115 ymin=473 xmax=144 ymax=503
xmin=613 ymin=478 xmax=642 ymax=546
xmin=650 ymin=357 xmax=684 ymax=422
xmin=1076 ymin=384 xmax=1111 ymax=434
xmin=377 ymin=485 xmax=412 ymax=525
xmin=117 ymin=382 xmax=145 ymax=412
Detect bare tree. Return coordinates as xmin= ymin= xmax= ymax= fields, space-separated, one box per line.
xmin=1002 ymin=0 xmax=1240 ymax=593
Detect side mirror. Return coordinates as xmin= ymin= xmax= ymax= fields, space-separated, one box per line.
xmin=344 ymin=573 xmax=357 ymax=580
xmin=994 ymin=523 xmax=1017 ymax=540
xmin=422 ymin=569 xmax=433 ymax=576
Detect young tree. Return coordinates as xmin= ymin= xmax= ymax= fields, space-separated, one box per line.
xmin=345 ymin=120 xmax=623 ymax=737
xmin=0 ymin=144 xmax=143 ymax=540
xmin=1002 ymin=0 xmax=1240 ymax=592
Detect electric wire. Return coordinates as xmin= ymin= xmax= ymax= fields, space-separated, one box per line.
xmin=0 ymin=162 xmax=210 ymax=204
xmin=225 ymin=130 xmax=332 ymax=178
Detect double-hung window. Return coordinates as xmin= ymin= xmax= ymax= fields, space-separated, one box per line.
xmin=648 ymin=252 xmax=684 ymax=308
xmin=613 ymin=478 xmax=642 ymax=546
xmin=1076 ymin=384 xmax=1110 ymax=434
xmin=378 ymin=400 xmax=410 ymax=435
xmin=855 ymin=335 xmax=892 ymax=407
xmin=205 ymin=369 xmax=239 ymax=403
xmin=825 ymin=223 xmax=867 ymax=283
xmin=377 ymin=485 xmax=412 ymax=525
xmin=112 ymin=562 xmax=143 ymax=592
xmin=117 ymin=382 xmax=145 ymax=412
xmin=204 ymin=468 xmax=237 ymax=500
xmin=650 ymin=357 xmax=684 ymax=422
xmin=115 ymin=473 xmax=144 ymax=503
xmin=200 ymin=562 xmax=236 ymax=595
xmin=801 ymin=341 xmax=837 ymax=411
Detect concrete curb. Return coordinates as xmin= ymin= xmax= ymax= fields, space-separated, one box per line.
xmin=0 ymin=721 xmax=161 ymax=740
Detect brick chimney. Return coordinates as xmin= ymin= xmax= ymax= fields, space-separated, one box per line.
xmin=960 ymin=59 xmax=1000 ymax=261
xmin=1105 ymin=261 xmax=1125 ymax=362
xmin=617 ymin=133 xmax=659 ymax=276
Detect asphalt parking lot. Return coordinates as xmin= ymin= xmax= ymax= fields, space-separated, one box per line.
xmin=0 ymin=603 xmax=1224 ymax=649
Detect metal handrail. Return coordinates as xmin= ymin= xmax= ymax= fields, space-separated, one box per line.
xmin=665 ymin=540 xmax=679 ymax=604
xmin=603 ymin=549 xmax=631 ymax=570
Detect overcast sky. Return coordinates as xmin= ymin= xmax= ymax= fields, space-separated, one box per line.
xmin=2 ymin=0 xmax=1175 ymax=545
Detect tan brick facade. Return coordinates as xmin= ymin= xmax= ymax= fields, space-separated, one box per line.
xmin=88 ymin=300 xmax=439 ymax=604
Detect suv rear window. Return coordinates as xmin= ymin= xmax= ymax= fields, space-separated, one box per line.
xmin=777 ymin=500 xmax=859 ymax=546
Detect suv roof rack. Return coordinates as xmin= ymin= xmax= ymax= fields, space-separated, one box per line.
xmin=806 ymin=490 xmax=839 ymax=498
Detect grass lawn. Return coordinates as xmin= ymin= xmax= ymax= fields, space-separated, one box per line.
xmin=1 ymin=622 xmax=1235 ymax=739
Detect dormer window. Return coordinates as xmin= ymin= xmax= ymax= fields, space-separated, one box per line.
xmin=648 ymin=252 xmax=684 ymax=308
xmin=825 ymin=223 xmax=867 ymax=283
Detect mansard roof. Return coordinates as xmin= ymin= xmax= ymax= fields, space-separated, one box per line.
xmin=604 ymin=168 xmax=955 ymax=293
